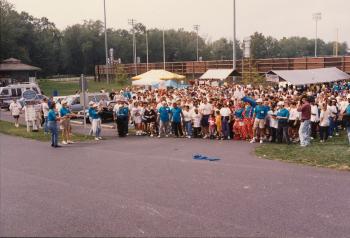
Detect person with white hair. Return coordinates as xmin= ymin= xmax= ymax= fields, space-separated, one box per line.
xmin=157 ymin=101 xmax=171 ymax=138
xmin=9 ymin=98 xmax=22 ymax=127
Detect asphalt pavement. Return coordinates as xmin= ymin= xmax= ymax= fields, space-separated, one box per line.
xmin=1 ymin=131 xmax=350 ymax=237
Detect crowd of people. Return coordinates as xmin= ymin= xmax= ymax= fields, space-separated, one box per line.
xmin=8 ymin=81 xmax=350 ymax=148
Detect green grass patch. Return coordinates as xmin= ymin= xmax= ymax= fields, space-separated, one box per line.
xmin=255 ymin=132 xmax=350 ymax=171
xmin=0 ymin=120 xmax=93 ymax=142
xmin=38 ymin=79 xmax=130 ymax=96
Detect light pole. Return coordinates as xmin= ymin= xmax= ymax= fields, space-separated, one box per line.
xmin=193 ymin=24 xmax=200 ymax=61
xmin=103 ymin=0 xmax=109 ymax=83
xmin=232 ymin=0 xmax=237 ymax=70
xmin=313 ymin=12 xmax=322 ymax=57
xmin=162 ymin=29 xmax=166 ymax=70
xmin=145 ymin=29 xmax=149 ymax=71
xmin=128 ymin=19 xmax=137 ymax=75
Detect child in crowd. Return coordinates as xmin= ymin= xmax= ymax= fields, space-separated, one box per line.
xmin=208 ymin=113 xmax=216 ymax=139
xmin=215 ymin=110 xmax=222 ymax=139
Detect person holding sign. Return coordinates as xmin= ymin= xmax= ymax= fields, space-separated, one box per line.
xmin=59 ymin=100 xmax=73 ymax=145
xmin=47 ymin=102 xmax=61 ymax=148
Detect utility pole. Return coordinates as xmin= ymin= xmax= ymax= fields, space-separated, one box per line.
xmin=163 ymin=28 xmax=166 ymax=70
xmin=232 ymin=0 xmax=237 ymax=70
xmin=103 ymin=0 xmax=109 ymax=83
xmin=313 ymin=12 xmax=322 ymax=57
xmin=128 ymin=19 xmax=137 ymax=75
xmin=193 ymin=25 xmax=200 ymax=61
xmin=146 ymin=29 xmax=149 ymax=71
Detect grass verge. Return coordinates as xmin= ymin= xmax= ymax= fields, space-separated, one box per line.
xmin=255 ymin=131 xmax=350 ymax=171
xmin=0 ymin=120 xmax=93 ymax=142
xmin=38 ymin=79 xmax=129 ymax=96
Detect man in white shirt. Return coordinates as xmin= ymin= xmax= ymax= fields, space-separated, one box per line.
xmin=198 ymin=98 xmax=213 ymax=138
xmin=9 ymin=99 xmax=22 ymax=127
xmin=220 ymin=103 xmax=232 ymax=139
xmin=310 ymin=100 xmax=320 ymax=139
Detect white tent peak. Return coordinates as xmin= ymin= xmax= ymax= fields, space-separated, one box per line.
xmin=266 ymin=67 xmax=350 ymax=85
xmin=200 ymin=69 xmax=240 ymax=80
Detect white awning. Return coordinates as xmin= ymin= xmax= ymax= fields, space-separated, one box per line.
xmin=200 ymin=69 xmax=239 ymax=80
xmin=266 ymin=67 xmax=350 ymax=85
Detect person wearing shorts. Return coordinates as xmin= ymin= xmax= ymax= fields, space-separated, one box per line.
xmin=59 ymin=101 xmax=73 ymax=145
xmin=9 ymin=99 xmax=22 ymax=127
xmin=251 ymin=98 xmax=268 ymax=144
xmin=199 ymin=98 xmax=212 ymax=138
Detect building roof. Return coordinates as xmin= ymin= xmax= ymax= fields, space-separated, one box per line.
xmin=266 ymin=67 xmax=350 ymax=85
xmin=200 ymin=69 xmax=240 ymax=80
xmin=0 ymin=58 xmax=41 ymax=72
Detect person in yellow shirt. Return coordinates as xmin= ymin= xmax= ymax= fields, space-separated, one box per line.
xmin=215 ymin=110 xmax=222 ymax=140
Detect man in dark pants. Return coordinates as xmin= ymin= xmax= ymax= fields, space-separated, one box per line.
xmin=115 ymin=102 xmax=129 ymax=137
xmin=276 ymin=101 xmax=290 ymax=144
xmin=170 ymin=102 xmax=184 ymax=137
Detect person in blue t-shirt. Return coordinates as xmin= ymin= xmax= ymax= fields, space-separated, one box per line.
xmin=89 ymin=103 xmax=102 ymax=140
xmin=276 ymin=101 xmax=290 ymax=144
xmin=251 ymin=99 xmax=268 ymax=144
xmin=170 ymin=102 xmax=184 ymax=137
xmin=47 ymin=102 xmax=61 ymax=148
xmin=158 ymin=101 xmax=171 ymax=137
xmin=116 ymin=101 xmax=129 ymax=137
xmin=59 ymin=101 xmax=73 ymax=145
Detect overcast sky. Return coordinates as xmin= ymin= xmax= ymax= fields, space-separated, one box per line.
xmin=8 ymin=0 xmax=350 ymax=44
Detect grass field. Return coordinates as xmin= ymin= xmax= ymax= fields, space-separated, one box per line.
xmin=256 ymin=131 xmax=350 ymax=171
xmin=0 ymin=120 xmax=93 ymax=142
xmin=39 ymin=79 xmax=129 ymax=96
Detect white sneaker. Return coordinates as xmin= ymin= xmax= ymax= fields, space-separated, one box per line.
xmin=62 ymin=141 xmax=68 ymax=145
xmin=95 ymin=137 xmax=100 ymax=141
xmin=260 ymin=139 xmax=263 ymax=144
xmin=335 ymin=133 xmax=339 ymax=136
xmin=158 ymin=135 xmax=161 ymax=138
xmin=166 ymin=135 xmax=169 ymax=137
xmin=250 ymin=138 xmax=256 ymax=143
xmin=150 ymin=134 xmax=154 ymax=137
xmin=67 ymin=140 xmax=75 ymax=144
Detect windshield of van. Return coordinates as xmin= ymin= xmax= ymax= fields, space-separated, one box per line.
xmin=0 ymin=89 xmax=9 ymax=95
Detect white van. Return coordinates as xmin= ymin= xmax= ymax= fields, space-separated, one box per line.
xmin=0 ymin=83 xmax=42 ymax=108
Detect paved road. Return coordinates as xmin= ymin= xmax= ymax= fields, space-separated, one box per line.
xmin=1 ymin=133 xmax=350 ymax=237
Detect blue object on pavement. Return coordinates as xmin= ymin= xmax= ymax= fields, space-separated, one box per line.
xmin=193 ymin=154 xmax=220 ymax=161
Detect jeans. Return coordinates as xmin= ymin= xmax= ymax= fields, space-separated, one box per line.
xmin=221 ymin=117 xmax=230 ymax=139
xmin=44 ymin=116 xmax=48 ymax=133
xmin=277 ymin=122 xmax=290 ymax=144
xmin=159 ymin=120 xmax=170 ymax=137
xmin=319 ymin=126 xmax=329 ymax=141
xmin=328 ymin=117 xmax=336 ymax=136
xmin=299 ymin=120 xmax=311 ymax=146
xmin=184 ymin=121 xmax=192 ymax=137
xmin=270 ymin=127 xmax=277 ymax=142
xmin=92 ymin=118 xmax=101 ymax=137
xmin=347 ymin=127 xmax=350 ymax=145
xmin=311 ymin=121 xmax=318 ymax=139
xmin=172 ymin=121 xmax=183 ymax=137
xmin=48 ymin=121 xmax=58 ymax=146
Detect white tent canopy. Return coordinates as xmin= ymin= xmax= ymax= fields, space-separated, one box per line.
xmin=131 ymin=69 xmax=185 ymax=86
xmin=200 ymin=69 xmax=240 ymax=80
xmin=266 ymin=67 xmax=350 ymax=86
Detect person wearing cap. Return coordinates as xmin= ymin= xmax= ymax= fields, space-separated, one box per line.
xmin=59 ymin=100 xmax=73 ymax=145
xmin=297 ymin=96 xmax=311 ymax=147
xmin=250 ymin=98 xmax=268 ymax=144
xmin=89 ymin=102 xmax=102 ymax=140
xmin=115 ymin=101 xmax=129 ymax=137
xmin=276 ymin=101 xmax=290 ymax=144
xmin=158 ymin=101 xmax=171 ymax=138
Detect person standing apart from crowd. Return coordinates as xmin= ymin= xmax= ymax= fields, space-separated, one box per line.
xmin=9 ymin=98 xmax=22 ymax=127
xmin=319 ymin=103 xmax=330 ymax=143
xmin=251 ymin=99 xmax=268 ymax=144
xmin=158 ymin=101 xmax=171 ymax=138
xmin=297 ymin=96 xmax=312 ymax=147
xmin=59 ymin=101 xmax=73 ymax=145
xmin=89 ymin=103 xmax=102 ymax=140
xmin=115 ymin=101 xmax=130 ymax=137
xmin=47 ymin=102 xmax=61 ymax=148
xmin=199 ymin=98 xmax=213 ymax=139
xmin=276 ymin=101 xmax=290 ymax=144
xmin=170 ymin=102 xmax=184 ymax=138
xmin=41 ymin=98 xmax=49 ymax=134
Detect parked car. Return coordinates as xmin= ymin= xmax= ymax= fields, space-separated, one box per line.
xmin=66 ymin=93 xmax=109 ymax=113
xmin=17 ymin=94 xmax=49 ymax=107
xmin=77 ymin=101 xmax=116 ymax=123
xmin=0 ymin=83 xmax=42 ymax=108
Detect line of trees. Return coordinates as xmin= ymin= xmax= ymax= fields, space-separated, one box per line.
xmin=0 ymin=0 xmax=348 ymax=77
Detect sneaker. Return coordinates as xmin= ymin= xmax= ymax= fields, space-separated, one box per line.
xmin=98 ymin=137 xmax=103 ymax=140
xmin=335 ymin=133 xmax=339 ymax=136
xmin=67 ymin=140 xmax=75 ymax=144
xmin=62 ymin=141 xmax=68 ymax=145
xmin=158 ymin=135 xmax=161 ymax=138
xmin=260 ymin=139 xmax=263 ymax=144
xmin=166 ymin=135 xmax=169 ymax=138
xmin=250 ymin=138 xmax=256 ymax=143
xmin=187 ymin=136 xmax=191 ymax=139
xmin=54 ymin=145 xmax=62 ymax=148
xmin=95 ymin=137 xmax=100 ymax=141
xmin=203 ymin=135 xmax=208 ymax=139
xmin=150 ymin=134 xmax=154 ymax=137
